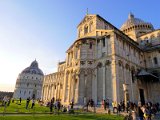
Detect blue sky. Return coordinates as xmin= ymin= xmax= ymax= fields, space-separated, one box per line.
xmin=0 ymin=0 xmax=160 ymax=91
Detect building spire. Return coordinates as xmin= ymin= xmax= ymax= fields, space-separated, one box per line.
xmin=86 ymin=8 xmax=89 ymax=15
xmin=128 ymin=12 xmax=134 ymax=19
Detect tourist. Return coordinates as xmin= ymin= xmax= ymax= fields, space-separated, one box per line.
xmin=117 ymin=103 xmax=121 ymax=114
xmin=3 ymin=96 xmax=8 ymax=107
xmin=103 ymin=100 xmax=107 ymax=110
xmin=50 ymin=99 xmax=53 ymax=113
xmin=31 ymin=99 xmax=35 ymax=109
xmin=112 ymin=101 xmax=117 ymax=114
xmin=7 ymin=98 xmax=11 ymax=106
xmin=137 ymin=104 xmax=144 ymax=120
xmin=70 ymin=100 xmax=74 ymax=109
xmin=26 ymin=97 xmax=30 ymax=109
xmin=19 ymin=97 xmax=21 ymax=103
xmin=57 ymin=100 xmax=61 ymax=114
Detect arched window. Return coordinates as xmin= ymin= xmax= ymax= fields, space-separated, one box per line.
xmin=89 ymin=42 xmax=92 ymax=49
xmin=144 ymin=37 xmax=148 ymax=40
xmin=153 ymin=57 xmax=158 ymax=65
xmin=150 ymin=35 xmax=155 ymax=40
xmin=89 ymin=22 xmax=93 ymax=32
xmin=84 ymin=25 xmax=88 ymax=34
xmin=79 ymin=28 xmax=82 ymax=37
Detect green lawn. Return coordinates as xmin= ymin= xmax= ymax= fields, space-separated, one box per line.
xmin=0 ymin=100 xmax=49 ymax=113
xmin=0 ymin=100 xmax=124 ymax=120
xmin=0 ymin=114 xmax=124 ymax=120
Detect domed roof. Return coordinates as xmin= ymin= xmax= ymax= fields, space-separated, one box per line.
xmin=21 ymin=60 xmax=44 ymax=76
xmin=120 ymin=13 xmax=153 ymax=31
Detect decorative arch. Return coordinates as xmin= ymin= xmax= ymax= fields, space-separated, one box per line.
xmin=89 ymin=21 xmax=93 ymax=32
xmin=150 ymin=35 xmax=155 ymax=40
xmin=79 ymin=27 xmax=82 ymax=37
xmin=97 ymin=62 xmax=102 ymax=68
xmin=118 ymin=60 xmax=123 ymax=67
xmin=125 ymin=63 xmax=130 ymax=70
xmin=144 ymin=37 xmax=148 ymax=40
xmin=105 ymin=60 xmax=111 ymax=66
xmin=131 ymin=66 xmax=135 ymax=72
xmin=84 ymin=24 xmax=89 ymax=34
xmin=157 ymin=32 xmax=160 ymax=37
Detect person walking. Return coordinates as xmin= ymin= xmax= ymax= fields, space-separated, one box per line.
xmin=19 ymin=97 xmax=22 ymax=103
xmin=26 ymin=97 xmax=30 ymax=109
xmin=50 ymin=99 xmax=54 ymax=113
xmin=31 ymin=99 xmax=35 ymax=109
xmin=137 ymin=105 xmax=143 ymax=120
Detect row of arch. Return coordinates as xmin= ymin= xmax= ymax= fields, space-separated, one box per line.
xmin=123 ymin=24 xmax=152 ymax=33
xmin=144 ymin=32 xmax=160 ymax=40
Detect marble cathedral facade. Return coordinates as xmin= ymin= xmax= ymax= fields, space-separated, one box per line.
xmin=42 ymin=13 xmax=160 ymax=105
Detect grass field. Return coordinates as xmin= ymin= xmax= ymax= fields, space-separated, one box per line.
xmin=0 ymin=100 xmax=125 ymax=120
xmin=0 ymin=114 xmax=124 ymax=120
xmin=0 ymin=100 xmax=49 ymax=113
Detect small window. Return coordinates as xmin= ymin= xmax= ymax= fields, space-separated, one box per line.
xmin=131 ymin=71 xmax=135 ymax=83
xmin=20 ymin=91 xmax=21 ymax=94
xmin=29 ymin=91 xmax=30 ymax=94
xmin=154 ymin=57 xmax=158 ymax=64
xmin=84 ymin=25 xmax=88 ymax=34
xmin=89 ymin=42 xmax=92 ymax=49
xmin=27 ymin=83 xmax=29 ymax=87
xmin=35 ymin=84 xmax=37 ymax=87
xmin=102 ymin=38 xmax=105 ymax=47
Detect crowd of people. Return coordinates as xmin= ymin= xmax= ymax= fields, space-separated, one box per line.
xmin=47 ymin=97 xmax=76 ymax=114
xmin=1 ymin=96 xmax=11 ymax=107
xmin=101 ymin=99 xmax=159 ymax=120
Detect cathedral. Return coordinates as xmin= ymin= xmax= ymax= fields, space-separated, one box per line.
xmin=13 ymin=60 xmax=44 ymax=99
xmin=41 ymin=13 xmax=160 ymax=105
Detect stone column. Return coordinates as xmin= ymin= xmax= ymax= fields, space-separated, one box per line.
xmin=48 ymin=86 xmax=50 ymax=100
xmin=41 ymin=86 xmax=44 ymax=101
xmin=67 ymin=72 xmax=72 ymax=103
xmin=44 ymin=86 xmax=46 ymax=101
xmin=92 ymin=68 xmax=97 ymax=105
xmin=130 ymin=70 xmax=134 ymax=102
xmin=84 ymin=73 xmax=87 ymax=105
xmin=62 ymin=71 xmax=67 ymax=103
xmin=75 ymin=74 xmax=80 ymax=103
xmin=55 ymin=84 xmax=57 ymax=100
xmin=102 ymin=65 xmax=106 ymax=99
xmin=46 ymin=86 xmax=49 ymax=101
xmin=70 ymin=74 xmax=75 ymax=101
xmin=72 ymin=74 xmax=76 ymax=102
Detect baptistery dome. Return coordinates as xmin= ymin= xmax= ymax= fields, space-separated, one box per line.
xmin=21 ymin=60 xmax=44 ymax=75
xmin=13 ymin=60 xmax=44 ymax=99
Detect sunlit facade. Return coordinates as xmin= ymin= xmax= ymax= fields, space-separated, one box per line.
xmin=42 ymin=13 xmax=160 ymax=105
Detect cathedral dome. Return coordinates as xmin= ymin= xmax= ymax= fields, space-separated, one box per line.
xmin=21 ymin=60 xmax=44 ymax=75
xmin=120 ymin=13 xmax=154 ymax=31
